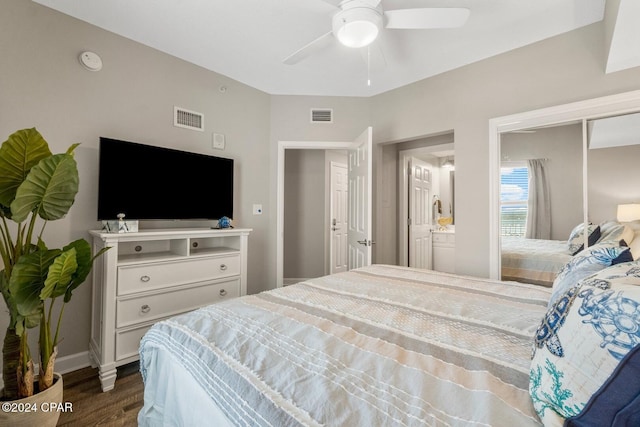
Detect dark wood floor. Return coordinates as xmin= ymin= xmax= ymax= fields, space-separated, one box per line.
xmin=58 ymin=362 xmax=143 ymax=426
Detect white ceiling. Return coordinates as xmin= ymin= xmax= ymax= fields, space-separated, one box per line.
xmin=33 ymin=0 xmax=607 ymax=97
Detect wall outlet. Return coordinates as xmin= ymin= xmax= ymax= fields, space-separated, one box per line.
xmin=252 ymin=204 xmax=263 ymax=215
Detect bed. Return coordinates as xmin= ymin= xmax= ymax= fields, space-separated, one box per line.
xmin=139 ymin=259 xmax=640 ymax=426
xmin=138 ymin=264 xmax=551 ymax=426
xmin=500 ymin=237 xmax=573 ymax=287
xmin=501 ymin=221 xmax=638 ymax=287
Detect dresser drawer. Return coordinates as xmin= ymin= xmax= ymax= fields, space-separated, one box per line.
xmin=117 ymin=254 xmax=240 ymax=295
xmin=116 ymin=324 xmax=152 ymax=361
xmin=116 ymin=278 xmax=239 ymax=328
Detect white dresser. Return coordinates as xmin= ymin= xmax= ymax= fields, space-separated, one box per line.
xmin=432 ymin=230 xmax=455 ymax=273
xmin=89 ymin=227 xmax=251 ymax=391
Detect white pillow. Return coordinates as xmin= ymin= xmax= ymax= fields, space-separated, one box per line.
xmin=598 ymin=221 xmax=634 ymax=245
xmin=630 ymin=231 xmax=640 ymax=260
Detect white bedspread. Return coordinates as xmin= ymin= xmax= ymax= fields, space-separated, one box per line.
xmin=501 ymin=237 xmax=573 ymax=287
xmin=139 ymin=264 xmax=551 ymax=426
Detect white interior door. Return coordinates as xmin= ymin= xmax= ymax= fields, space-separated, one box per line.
xmin=347 ymin=127 xmax=373 ymax=269
xmin=330 ymin=162 xmax=348 ymax=274
xmin=409 ymin=157 xmax=433 ymax=269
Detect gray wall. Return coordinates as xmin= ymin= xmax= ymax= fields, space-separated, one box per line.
xmin=589 ymin=143 xmax=640 ymax=222
xmin=370 ymin=22 xmax=640 ymax=277
xmin=501 ymin=124 xmax=584 ymax=240
xmin=1 ymin=0 xmax=272 ymax=361
xmin=284 ymin=150 xmax=325 ymax=279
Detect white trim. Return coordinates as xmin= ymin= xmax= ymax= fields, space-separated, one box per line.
xmin=54 ymin=351 xmax=92 ymax=374
xmin=277 ymin=140 xmax=356 ymax=288
xmin=489 ymin=89 xmax=640 ymax=280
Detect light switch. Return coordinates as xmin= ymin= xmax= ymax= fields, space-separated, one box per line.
xmin=252 ymin=204 xmax=263 ymax=215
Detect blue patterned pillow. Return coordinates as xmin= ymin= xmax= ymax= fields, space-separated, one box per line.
xmin=530 ymin=261 xmax=640 ymax=425
xmin=549 ymin=242 xmax=631 ymax=308
xmin=567 ymin=223 xmax=601 ymax=255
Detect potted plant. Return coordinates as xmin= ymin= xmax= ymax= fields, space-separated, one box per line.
xmin=0 ymin=128 xmax=107 ymax=421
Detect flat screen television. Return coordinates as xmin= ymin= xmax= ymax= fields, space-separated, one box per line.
xmin=97 ymin=137 xmax=233 ymax=221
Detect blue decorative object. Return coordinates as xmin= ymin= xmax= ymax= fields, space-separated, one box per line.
xmin=218 ymin=216 xmax=232 ymax=229
xmin=534 ymin=286 xmax=580 ymax=358
xmin=529 ymin=260 xmax=640 ymax=425
xmin=548 ymin=242 xmax=631 ymax=308
xmin=578 ymin=288 xmax=640 ymax=360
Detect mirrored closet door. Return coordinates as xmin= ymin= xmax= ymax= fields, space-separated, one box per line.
xmin=489 ymin=90 xmax=640 ymax=282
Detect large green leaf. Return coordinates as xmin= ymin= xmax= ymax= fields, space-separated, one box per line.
xmin=8 ymin=249 xmax=61 ymax=321
xmin=0 ymin=128 xmax=51 ymax=209
xmin=40 ymin=248 xmax=77 ymax=300
xmin=11 ymin=150 xmax=79 ymax=222
xmin=0 ymin=272 xmax=19 ymax=329
xmin=61 ymin=239 xmax=110 ymax=303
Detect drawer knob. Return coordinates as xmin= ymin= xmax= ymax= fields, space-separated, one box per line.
xmin=140 ymin=275 xmax=151 ymax=282
xmin=140 ymin=304 xmax=151 ymax=314
xmin=219 ymin=264 xmax=227 ymax=271
xmin=219 ymin=289 xmax=227 ymax=297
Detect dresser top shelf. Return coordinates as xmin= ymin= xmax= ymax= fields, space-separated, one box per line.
xmin=90 ymin=227 xmax=252 ymax=241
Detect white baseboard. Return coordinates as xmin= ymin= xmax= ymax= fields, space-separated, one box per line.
xmin=0 ymin=351 xmax=92 ymax=389
xmin=54 ymin=351 xmax=92 ymax=375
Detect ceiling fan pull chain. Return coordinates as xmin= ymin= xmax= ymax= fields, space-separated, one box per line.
xmin=367 ymin=45 xmax=371 ymax=86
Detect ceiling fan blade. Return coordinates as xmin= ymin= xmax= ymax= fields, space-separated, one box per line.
xmin=282 ymin=31 xmax=334 ymax=65
xmin=384 ymin=8 xmax=470 ymax=29
xmin=318 ymin=0 xmax=343 ymax=7
xmin=321 ymin=0 xmax=381 ymax=8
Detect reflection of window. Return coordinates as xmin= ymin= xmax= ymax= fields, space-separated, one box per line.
xmin=500 ymin=162 xmax=528 ymax=237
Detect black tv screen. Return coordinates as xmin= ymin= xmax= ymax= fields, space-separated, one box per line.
xmin=97 ymin=137 xmax=233 ymax=221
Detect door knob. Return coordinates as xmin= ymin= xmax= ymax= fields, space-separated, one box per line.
xmin=357 ymin=239 xmax=375 ymax=246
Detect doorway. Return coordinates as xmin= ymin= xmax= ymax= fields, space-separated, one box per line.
xmin=276 ymin=128 xmax=373 ymax=288
xmin=398 ymin=143 xmax=455 ymax=267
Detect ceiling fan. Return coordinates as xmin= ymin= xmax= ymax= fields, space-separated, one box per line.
xmin=283 ymin=0 xmax=470 ymax=66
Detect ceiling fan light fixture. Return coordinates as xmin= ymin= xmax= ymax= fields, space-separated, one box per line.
xmin=442 ymin=157 xmax=455 ymax=169
xmin=333 ymin=7 xmax=382 ymax=48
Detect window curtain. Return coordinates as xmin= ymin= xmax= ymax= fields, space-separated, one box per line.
xmin=526 ymin=159 xmax=551 ymax=239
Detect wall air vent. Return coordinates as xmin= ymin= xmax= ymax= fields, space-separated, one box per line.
xmin=174 ymin=106 xmax=204 ymax=131
xmin=311 ymin=108 xmax=333 ymax=123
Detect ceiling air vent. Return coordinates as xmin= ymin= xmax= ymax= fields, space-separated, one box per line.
xmin=311 ymin=108 xmax=333 ymax=124
xmin=174 ymin=106 xmax=204 ymax=131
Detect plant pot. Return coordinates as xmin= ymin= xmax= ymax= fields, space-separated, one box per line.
xmin=0 ymin=372 xmax=63 ymax=427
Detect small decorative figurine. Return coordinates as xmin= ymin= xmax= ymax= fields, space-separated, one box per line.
xmin=218 ymin=216 xmax=232 ymax=229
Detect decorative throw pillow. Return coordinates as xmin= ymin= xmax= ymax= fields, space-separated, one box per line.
xmin=597 ymin=221 xmax=634 ymax=245
xmin=530 ymin=261 xmax=640 ymax=426
xmin=567 ymin=223 xmax=601 ymax=255
xmin=549 ymin=242 xmax=632 ymax=308
xmin=564 ymin=345 xmax=640 ymax=426
xmin=630 ymin=230 xmax=640 ymax=260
